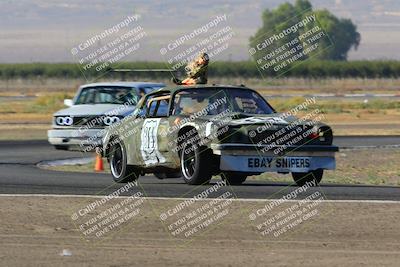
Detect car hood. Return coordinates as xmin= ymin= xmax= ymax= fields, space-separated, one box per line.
xmin=198 ymin=113 xmax=299 ymax=126
xmin=227 ymin=113 xmax=294 ymax=125
xmin=54 ymin=104 xmax=135 ymax=117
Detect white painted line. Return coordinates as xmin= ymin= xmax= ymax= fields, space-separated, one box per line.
xmin=0 ymin=194 xmax=399 ymax=204
xmin=313 ymin=94 xmax=335 ymax=97
xmin=341 ymin=144 xmax=400 ymax=150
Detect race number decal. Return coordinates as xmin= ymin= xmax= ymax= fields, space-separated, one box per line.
xmin=140 ymin=118 xmax=166 ymax=166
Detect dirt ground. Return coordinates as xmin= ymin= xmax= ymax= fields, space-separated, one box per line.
xmin=0 ymin=196 xmax=399 ymax=267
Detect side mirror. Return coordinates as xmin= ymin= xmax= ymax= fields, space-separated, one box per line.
xmin=64 ymin=99 xmax=73 ymax=107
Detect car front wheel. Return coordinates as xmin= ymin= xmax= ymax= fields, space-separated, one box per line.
xmin=109 ymin=138 xmax=139 ymax=183
xmin=292 ymin=169 xmax=323 ymax=186
xmin=180 ymin=140 xmax=212 ymax=185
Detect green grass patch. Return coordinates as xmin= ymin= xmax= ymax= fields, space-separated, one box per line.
xmin=0 ymin=92 xmax=74 ymax=115
xmin=1 ymin=60 xmax=400 ymax=80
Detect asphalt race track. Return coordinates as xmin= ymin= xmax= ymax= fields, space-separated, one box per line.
xmin=0 ymin=137 xmax=399 ymax=200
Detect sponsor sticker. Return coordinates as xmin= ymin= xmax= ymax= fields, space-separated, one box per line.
xmin=248 ymin=157 xmax=311 ymax=169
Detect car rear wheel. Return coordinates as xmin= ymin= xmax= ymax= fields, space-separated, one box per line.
xmin=292 ymin=169 xmax=323 ymax=186
xmin=180 ymin=140 xmax=212 ymax=185
xmin=109 ymin=138 xmax=139 ymax=183
xmin=221 ymin=172 xmax=247 ymax=185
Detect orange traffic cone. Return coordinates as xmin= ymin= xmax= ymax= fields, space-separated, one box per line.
xmin=94 ymin=153 xmax=104 ymax=172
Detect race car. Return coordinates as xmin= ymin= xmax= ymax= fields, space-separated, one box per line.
xmin=48 ymin=82 xmax=165 ymax=151
xmin=102 ymin=84 xmax=338 ymax=186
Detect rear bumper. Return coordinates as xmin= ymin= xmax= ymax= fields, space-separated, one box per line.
xmin=212 ymin=143 xmax=338 ymax=173
xmin=220 ymin=155 xmax=335 ymax=173
xmin=47 ymin=128 xmax=104 ymax=148
xmin=211 ymin=143 xmax=339 ymax=153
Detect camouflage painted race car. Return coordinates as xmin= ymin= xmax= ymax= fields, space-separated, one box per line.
xmin=102 ymin=85 xmax=338 ymax=186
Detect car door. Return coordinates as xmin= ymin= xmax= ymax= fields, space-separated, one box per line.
xmin=136 ymin=93 xmax=172 ymax=167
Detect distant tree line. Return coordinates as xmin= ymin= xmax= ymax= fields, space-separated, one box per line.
xmin=0 ymin=61 xmax=399 ymax=80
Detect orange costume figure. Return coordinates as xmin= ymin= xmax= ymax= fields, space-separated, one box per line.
xmin=172 ymin=52 xmax=209 ymax=85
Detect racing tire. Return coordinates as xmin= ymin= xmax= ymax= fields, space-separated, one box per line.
xmin=221 ymin=172 xmax=247 ymax=185
xmin=180 ymin=141 xmax=212 ymax=185
xmin=109 ymin=138 xmax=139 ymax=183
xmin=292 ymin=169 xmax=323 ymax=186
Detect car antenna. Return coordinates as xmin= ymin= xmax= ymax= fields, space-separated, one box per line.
xmin=111 ymin=68 xmax=178 ymax=81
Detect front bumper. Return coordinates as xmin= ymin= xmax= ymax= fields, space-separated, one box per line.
xmin=212 ymin=143 xmax=338 ymax=173
xmin=47 ymin=128 xmax=105 ymax=149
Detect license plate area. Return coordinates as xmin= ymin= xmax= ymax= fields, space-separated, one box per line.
xmin=220 ymin=155 xmax=335 ymax=173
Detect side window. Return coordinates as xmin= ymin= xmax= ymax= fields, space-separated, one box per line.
xmin=147 ymin=100 xmax=158 ymax=116
xmin=154 ymin=99 xmax=169 ymax=117
xmin=144 ymin=94 xmax=171 ymax=118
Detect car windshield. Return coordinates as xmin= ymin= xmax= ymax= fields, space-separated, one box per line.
xmin=172 ymin=88 xmax=274 ymax=115
xmin=75 ymin=86 xmax=138 ymax=105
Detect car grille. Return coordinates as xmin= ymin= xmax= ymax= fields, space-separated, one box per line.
xmin=249 ymin=124 xmax=313 ymax=146
xmin=54 ymin=116 xmax=105 ymax=127
xmin=71 ymin=116 xmax=104 ymax=127
xmin=218 ymin=124 xmax=332 ymax=146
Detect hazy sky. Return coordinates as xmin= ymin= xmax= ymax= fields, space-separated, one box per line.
xmin=1 ymin=0 xmax=400 ymax=62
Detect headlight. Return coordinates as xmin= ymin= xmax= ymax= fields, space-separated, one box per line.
xmin=55 ymin=116 xmax=73 ymax=126
xmin=103 ymin=116 xmax=120 ymax=126
xmin=205 ymin=122 xmax=214 ymax=137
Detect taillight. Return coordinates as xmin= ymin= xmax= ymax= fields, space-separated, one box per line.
xmin=308 ymin=132 xmax=319 ymax=139
xmin=308 ymin=126 xmax=332 ymax=144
